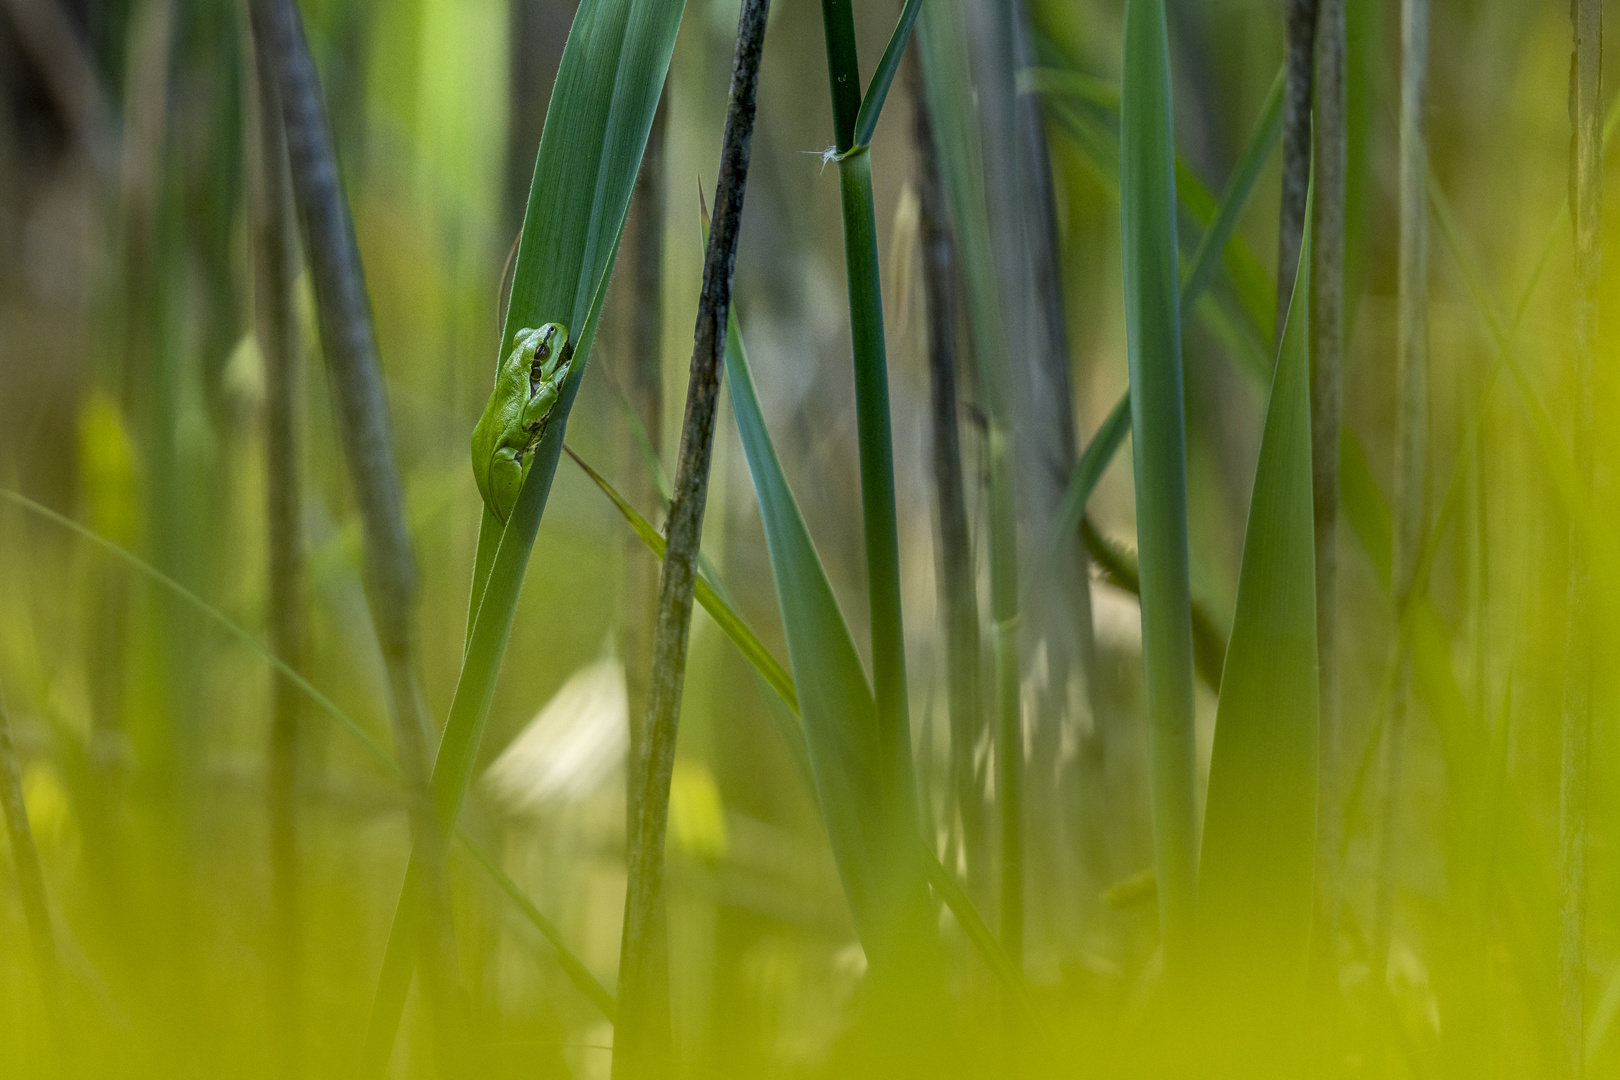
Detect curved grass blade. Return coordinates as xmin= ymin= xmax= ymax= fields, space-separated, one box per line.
xmin=1080 ymin=520 xmax=1228 ymax=692
xmin=566 ymin=447 xmax=797 ymax=712
xmin=1181 ymin=64 xmax=1285 ymax=312
xmin=1195 ymin=198 xmax=1318 ymax=1054
xmin=1037 ymin=62 xmax=1280 ymax=347
xmin=1025 ymin=392 xmax=1130 ymax=600
xmin=0 ymin=489 xmax=614 ymax=1021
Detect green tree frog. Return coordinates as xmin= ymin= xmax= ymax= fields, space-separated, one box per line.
xmin=471 ymin=322 xmax=572 ymax=524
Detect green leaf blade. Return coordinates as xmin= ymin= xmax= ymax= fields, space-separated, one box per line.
xmin=368 ymin=0 xmax=686 ymax=1056
xmin=851 ymin=0 xmax=924 ymax=148
xmin=1196 ymin=199 xmax=1319 ymax=1035
xmin=1120 ymin=0 xmax=1199 ymax=975
xmin=722 ymin=306 xmax=932 ymax=970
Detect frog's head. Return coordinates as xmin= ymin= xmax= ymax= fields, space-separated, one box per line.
xmin=523 ymin=322 xmax=572 ymax=392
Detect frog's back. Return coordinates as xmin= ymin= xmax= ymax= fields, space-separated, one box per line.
xmin=471 ymin=359 xmax=525 ymax=496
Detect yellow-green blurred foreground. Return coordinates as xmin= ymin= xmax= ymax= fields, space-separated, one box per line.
xmin=1 ymin=0 xmax=1618 ymax=1076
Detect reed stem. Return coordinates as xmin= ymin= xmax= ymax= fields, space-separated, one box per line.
xmin=612 ymin=2 xmax=768 ymax=1071
xmin=1277 ymin=0 xmax=1319 ymax=344
xmin=1373 ymin=0 xmax=1429 ymax=1025
xmin=1308 ymin=0 xmax=1347 ymax=1016
xmin=622 ymin=91 xmax=668 ymax=862
xmin=247 ymin=0 xmax=465 ymax=1067
xmin=821 ymin=0 xmax=926 ymax=953
xmin=245 ymin=7 xmax=306 ymax=1070
xmin=912 ymin=63 xmax=989 ymax=905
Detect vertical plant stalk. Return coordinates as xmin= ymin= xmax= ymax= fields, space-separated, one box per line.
xmin=623 ymin=93 xmax=668 ymax=846
xmin=821 ymin=4 xmax=923 ymax=908
xmin=1374 ymin=0 xmax=1428 ymax=1004
xmin=912 ymin=62 xmax=989 ymax=906
xmin=245 ymin=9 xmax=306 ymax=1071
xmin=1276 ymin=0 xmax=1319 ymax=342
xmin=1120 ymin=0 xmax=1198 ymax=982
xmin=958 ymin=0 xmax=1029 ymax=961
xmin=987 ymin=415 xmax=1023 ymax=966
xmin=0 ymin=681 xmax=62 ymax=1035
xmin=991 ymin=0 xmax=1101 ymax=958
xmin=1562 ymin=2 xmax=1602 ymax=1075
xmin=1308 ymin=0 xmax=1347 ymax=1010
xmin=913 ymin=0 xmax=1023 ymax=968
xmin=613 ymin=1 xmax=769 ymax=1073
xmin=247 ymin=0 xmax=466 ymax=1060
xmin=1012 ymin=0 xmax=1100 ymax=738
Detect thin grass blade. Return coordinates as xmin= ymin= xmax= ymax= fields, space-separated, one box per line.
xmin=0 ymin=490 xmax=613 ymax=1021
xmin=851 ymin=0 xmax=924 ymax=149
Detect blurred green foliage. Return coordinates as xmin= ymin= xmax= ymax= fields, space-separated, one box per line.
xmin=0 ymin=0 xmax=1617 ymax=1076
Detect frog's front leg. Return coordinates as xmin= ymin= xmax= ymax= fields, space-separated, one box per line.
xmin=488 ymin=446 xmax=527 ymax=524
xmin=520 ymin=381 xmax=559 ymax=435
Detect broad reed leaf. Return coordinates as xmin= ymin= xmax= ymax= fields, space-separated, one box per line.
xmin=451 ymin=0 xmax=682 ymax=835
xmin=1120 ymin=0 xmax=1198 ymax=974
xmin=370 ymin=0 xmax=685 ymax=1054
xmin=567 ymin=449 xmax=1031 ymax=996
xmin=722 ymin=304 xmax=934 ymax=970
xmin=1195 ymin=204 xmax=1318 ymax=1036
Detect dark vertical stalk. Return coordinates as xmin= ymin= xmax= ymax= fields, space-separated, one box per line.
xmin=0 ymin=680 xmax=62 ymax=1038
xmin=245 ymin=6 xmax=305 ymax=1072
xmin=1562 ymin=2 xmax=1601 ymax=1075
xmin=246 ymin=0 xmax=466 ymax=1066
xmin=622 ymin=92 xmax=668 ymax=847
xmin=912 ymin=61 xmax=988 ymax=904
xmin=1276 ymin=0 xmax=1318 ymax=343
xmin=612 ymin=1 xmax=768 ymax=1072
xmin=1308 ymin=0 xmax=1346 ymax=1014
xmin=1374 ymin=0 xmax=1428 ymax=1014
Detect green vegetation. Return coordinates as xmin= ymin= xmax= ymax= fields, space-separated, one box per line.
xmin=0 ymin=0 xmax=1612 ymax=1076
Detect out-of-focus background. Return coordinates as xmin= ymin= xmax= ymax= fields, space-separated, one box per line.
xmin=0 ymin=0 xmax=1616 ymax=1076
